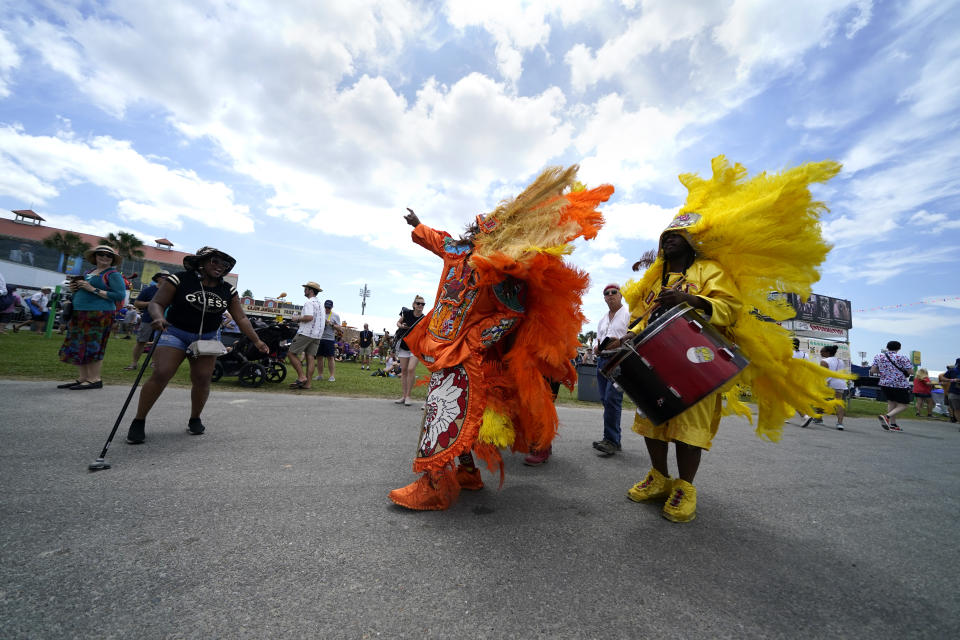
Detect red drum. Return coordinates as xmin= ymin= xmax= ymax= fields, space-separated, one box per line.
xmin=599 ymin=304 xmax=748 ymax=425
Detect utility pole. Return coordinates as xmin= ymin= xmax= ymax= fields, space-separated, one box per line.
xmin=359 ymin=284 xmax=371 ymax=315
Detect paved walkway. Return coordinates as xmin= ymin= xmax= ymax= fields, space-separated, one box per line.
xmin=1 ymin=380 xmax=957 ymax=639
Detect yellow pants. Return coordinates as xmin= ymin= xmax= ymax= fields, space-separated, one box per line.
xmin=632 ymin=392 xmax=723 ymax=450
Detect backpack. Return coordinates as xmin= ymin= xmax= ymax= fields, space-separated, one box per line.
xmin=95 ymin=268 xmax=124 ymax=311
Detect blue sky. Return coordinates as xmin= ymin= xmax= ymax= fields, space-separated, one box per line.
xmin=1 ymin=0 xmax=958 ymax=368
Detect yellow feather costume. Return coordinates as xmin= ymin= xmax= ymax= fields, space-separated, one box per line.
xmin=622 ymin=155 xmax=852 ymax=442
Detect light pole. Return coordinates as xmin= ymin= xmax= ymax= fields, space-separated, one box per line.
xmin=359 ymin=284 xmax=371 ymax=315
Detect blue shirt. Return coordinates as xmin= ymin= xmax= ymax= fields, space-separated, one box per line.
xmin=136 ymin=283 xmax=159 ymax=322
xmin=73 ymin=269 xmax=126 ymax=312
xmin=946 ymin=367 xmax=960 ymax=394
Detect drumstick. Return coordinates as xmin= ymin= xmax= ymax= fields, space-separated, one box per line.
xmin=627 ymin=304 xmax=657 ymax=334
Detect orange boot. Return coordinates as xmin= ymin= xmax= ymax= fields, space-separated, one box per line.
xmin=455 ymin=464 xmax=484 ymax=490
xmin=389 ymin=468 xmax=461 ymax=511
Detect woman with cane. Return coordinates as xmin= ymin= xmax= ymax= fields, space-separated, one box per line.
xmin=125 ymin=247 xmax=268 ymax=444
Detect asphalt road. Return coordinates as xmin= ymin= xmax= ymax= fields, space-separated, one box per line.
xmin=1 ymin=379 xmax=957 ymax=639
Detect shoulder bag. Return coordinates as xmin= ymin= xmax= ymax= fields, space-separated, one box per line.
xmin=883 ymin=352 xmax=911 ymax=378
xmin=186 ymin=278 xmax=227 ymax=358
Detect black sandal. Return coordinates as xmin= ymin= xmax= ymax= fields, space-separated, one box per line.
xmin=57 ymin=380 xmax=83 ymax=389
xmin=70 ymin=380 xmax=103 ymax=390
xmin=289 ymin=380 xmax=306 ymax=389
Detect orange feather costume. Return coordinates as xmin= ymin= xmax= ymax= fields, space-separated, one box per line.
xmin=389 ymin=166 xmax=613 ymax=510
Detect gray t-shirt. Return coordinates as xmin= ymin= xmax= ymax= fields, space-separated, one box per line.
xmin=320 ymin=309 xmax=340 ymax=341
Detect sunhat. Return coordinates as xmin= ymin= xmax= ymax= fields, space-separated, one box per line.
xmin=183 ymin=246 xmax=236 ymax=273
xmin=83 ymin=245 xmax=122 ymax=266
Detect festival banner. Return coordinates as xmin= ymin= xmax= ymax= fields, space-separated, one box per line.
xmin=784 ymin=320 xmax=849 ymax=340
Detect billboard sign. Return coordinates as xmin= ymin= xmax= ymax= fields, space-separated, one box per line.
xmin=783 ymin=293 xmax=852 ymax=329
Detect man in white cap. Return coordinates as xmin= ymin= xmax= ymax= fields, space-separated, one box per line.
xmin=592 ymin=282 xmax=631 ymax=457
xmin=287 ymin=281 xmax=324 ymax=389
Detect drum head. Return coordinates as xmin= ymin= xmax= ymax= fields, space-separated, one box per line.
xmin=636 ymin=303 xmax=694 ymax=345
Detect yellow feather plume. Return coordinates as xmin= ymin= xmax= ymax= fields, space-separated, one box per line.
xmin=478 ymin=408 xmax=515 ymax=448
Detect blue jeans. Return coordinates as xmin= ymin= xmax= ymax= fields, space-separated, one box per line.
xmin=596 ymin=356 xmax=623 ymax=445
xmin=157 ymin=325 xmax=221 ymax=351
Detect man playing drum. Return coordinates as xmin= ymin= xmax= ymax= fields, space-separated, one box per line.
xmin=619 ymin=219 xmax=741 ymax=522
xmin=617 ymin=155 xmax=847 ymax=523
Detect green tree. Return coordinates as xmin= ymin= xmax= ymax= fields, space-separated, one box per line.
xmin=582 ymin=330 xmax=597 ymax=347
xmin=99 ymin=231 xmax=145 ymax=261
xmin=242 ymin=289 xmax=253 ymax=298
xmin=42 ymin=232 xmax=91 ymax=272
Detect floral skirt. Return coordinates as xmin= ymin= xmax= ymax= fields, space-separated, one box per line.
xmin=59 ymin=310 xmax=114 ymax=365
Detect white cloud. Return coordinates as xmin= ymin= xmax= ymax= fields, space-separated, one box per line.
xmin=908 ymin=210 xmax=947 ymax=225
xmin=574 ymin=94 xmax=691 ymax=196
xmin=854 ymin=310 xmax=960 ymax=336
xmin=0 ymin=28 xmax=21 ymax=98
xmin=714 ymin=0 xmax=869 ymax=77
xmin=566 ymin=0 xmax=722 ymax=94
xmin=0 ymin=126 xmax=253 ymax=232
xmin=845 ymin=0 xmax=874 ymax=38
xmin=786 ymin=110 xmax=861 ymax=130
xmin=443 ymin=0 xmax=604 ymax=84
xmin=900 ymin=38 xmax=960 ymax=119
xmin=599 ymin=252 xmax=626 ymax=268
xmin=827 ymin=245 xmax=955 ymax=285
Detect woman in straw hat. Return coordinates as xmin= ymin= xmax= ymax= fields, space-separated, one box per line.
xmin=56 ymin=245 xmax=126 ymax=390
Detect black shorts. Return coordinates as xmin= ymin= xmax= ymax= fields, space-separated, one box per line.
xmin=881 ymin=386 xmax=911 ymax=404
xmin=318 ymin=339 xmax=336 ymax=357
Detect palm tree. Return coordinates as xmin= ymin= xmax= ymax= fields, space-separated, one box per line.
xmin=42 ymin=232 xmax=91 ymax=272
xmin=99 ymin=231 xmax=145 ymax=261
xmin=582 ymin=330 xmax=597 ymax=347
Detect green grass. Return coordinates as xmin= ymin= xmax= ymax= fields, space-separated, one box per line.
xmin=0 ymin=331 xmax=598 ymax=406
xmin=2 ymin=332 xmax=949 ymax=419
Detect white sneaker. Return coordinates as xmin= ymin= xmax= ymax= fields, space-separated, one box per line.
xmin=836 ymin=424 xmax=844 ymax=431
xmin=314 ymin=375 xmax=322 ymax=381
xmin=328 ymin=376 xmax=335 ymax=382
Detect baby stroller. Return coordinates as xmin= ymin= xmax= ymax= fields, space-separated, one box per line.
xmin=211 ymin=321 xmax=299 ymax=387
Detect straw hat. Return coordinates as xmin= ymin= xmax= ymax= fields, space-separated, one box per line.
xmin=83 ymin=245 xmax=122 ymax=266
xmin=302 ymin=281 xmax=323 ymax=294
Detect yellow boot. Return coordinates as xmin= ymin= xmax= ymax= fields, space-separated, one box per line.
xmin=662 ymin=479 xmax=697 ymax=523
xmin=627 ymin=468 xmax=673 ymax=503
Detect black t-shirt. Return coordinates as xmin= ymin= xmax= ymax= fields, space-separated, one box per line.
xmin=396 ymin=307 xmax=424 ymax=351
xmin=164 ymin=270 xmax=237 ymax=333
xmin=359 ymin=330 xmax=373 ymax=348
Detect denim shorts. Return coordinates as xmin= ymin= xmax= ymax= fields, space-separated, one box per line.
xmin=157 ymin=325 xmax=221 ymax=351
